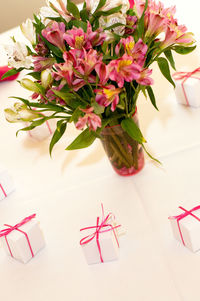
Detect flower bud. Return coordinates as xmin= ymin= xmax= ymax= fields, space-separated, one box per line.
xmin=41 ymin=69 xmax=53 ymax=89
xmin=20 ymin=19 xmax=36 ymax=45
xmin=20 ymin=78 xmax=40 ymax=93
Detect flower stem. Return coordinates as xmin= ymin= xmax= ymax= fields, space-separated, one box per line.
xmin=109 ymin=128 xmax=133 ymax=167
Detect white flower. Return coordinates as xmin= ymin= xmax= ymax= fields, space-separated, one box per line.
xmin=100 ymin=13 xmax=127 ymax=36
xmin=5 ymin=103 xmax=40 ymax=123
xmin=40 ymin=6 xmax=60 ymax=20
xmin=90 ymin=0 xmax=130 ymax=15
xmin=40 ymin=0 xmax=71 ymax=23
xmin=4 ymin=42 xmax=32 ymax=69
xmin=41 ymin=69 xmax=53 ymax=89
xmin=20 ymin=19 xmax=36 ymax=45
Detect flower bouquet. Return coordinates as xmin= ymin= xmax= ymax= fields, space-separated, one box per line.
xmin=3 ymin=0 xmax=195 ymax=176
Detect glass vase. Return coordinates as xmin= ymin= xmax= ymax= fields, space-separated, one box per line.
xmin=100 ymin=111 xmax=144 ymax=176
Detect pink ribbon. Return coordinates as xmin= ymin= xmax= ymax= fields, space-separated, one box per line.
xmin=80 ymin=204 xmax=121 ymax=263
xmin=0 ymin=183 xmax=7 ymax=198
xmin=173 ymin=68 xmax=200 ymax=106
xmin=0 ymin=214 xmax=36 ymax=258
xmin=45 ymin=120 xmax=52 ymax=135
xmin=169 ymin=206 xmax=200 ymax=246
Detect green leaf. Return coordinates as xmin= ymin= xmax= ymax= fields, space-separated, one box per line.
xmin=142 ymin=143 xmax=161 ymax=164
xmin=146 ymin=86 xmax=159 ymax=111
xmin=94 ymin=5 xmax=122 ymax=17
xmin=156 ymin=57 xmax=175 ymax=88
xmin=42 ymin=37 xmax=63 ymax=58
xmin=34 ymin=82 xmax=46 ymax=95
xmin=69 ymin=19 xmax=87 ymax=32
xmin=92 ymin=101 xmax=105 ymax=114
xmin=137 ymin=0 xmax=148 ymax=37
xmin=52 ymin=89 xmax=76 ymax=102
xmin=127 ymin=9 xmax=136 ymax=16
xmin=102 ymin=41 xmax=108 ymax=54
xmin=27 ymin=72 xmax=41 ymax=80
xmin=121 ymin=118 xmax=146 ymax=144
xmin=94 ymin=0 xmax=106 ymax=12
xmin=49 ymin=120 xmax=67 ymax=155
xmin=66 ymin=128 xmax=96 ymax=150
xmin=69 ymin=107 xmax=82 ymax=123
xmin=104 ymin=22 xmax=133 ymax=31
xmin=67 ymin=0 xmax=80 ymax=19
xmin=1 ymin=68 xmax=22 ymax=80
xmin=10 ymin=97 xmax=67 ymax=113
xmin=80 ymin=8 xmax=89 ymax=22
xmin=173 ymin=45 xmax=196 ymax=55
xmin=16 ymin=118 xmax=47 ymax=136
xmin=164 ymin=49 xmax=176 ymax=70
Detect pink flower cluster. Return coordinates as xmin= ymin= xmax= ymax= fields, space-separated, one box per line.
xmin=29 ymin=0 xmax=195 ymax=133
xmin=135 ymin=0 xmax=195 ymax=48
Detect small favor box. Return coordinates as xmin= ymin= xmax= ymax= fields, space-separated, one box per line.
xmin=169 ymin=206 xmax=200 ymax=252
xmin=0 ymin=168 xmax=15 ymax=201
xmin=0 ymin=214 xmax=45 ymax=263
xmin=173 ymin=70 xmax=200 ymax=108
xmin=80 ymin=205 xmax=121 ymax=265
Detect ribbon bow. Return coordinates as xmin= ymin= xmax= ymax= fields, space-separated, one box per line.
xmin=169 ymin=206 xmax=200 ymax=246
xmin=80 ymin=204 xmax=121 ymax=263
xmin=173 ymin=68 xmax=200 ymax=106
xmin=0 ymin=214 xmax=36 ymax=258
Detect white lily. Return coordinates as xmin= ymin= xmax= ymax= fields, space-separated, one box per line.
xmin=20 ymin=19 xmax=36 ymax=45
xmin=4 ymin=42 xmax=32 ymax=69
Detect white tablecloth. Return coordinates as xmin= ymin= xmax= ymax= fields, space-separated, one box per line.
xmin=1 ymin=1 xmax=200 ymax=300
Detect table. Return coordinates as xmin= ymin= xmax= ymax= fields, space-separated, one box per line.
xmin=1 ymin=1 xmax=200 ymax=300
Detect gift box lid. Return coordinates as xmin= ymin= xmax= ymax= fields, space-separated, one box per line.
xmin=3 ymin=219 xmax=39 ymax=242
xmin=171 ymin=207 xmax=200 ymax=231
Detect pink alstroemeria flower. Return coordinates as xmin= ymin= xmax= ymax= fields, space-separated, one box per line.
xmin=116 ymin=37 xmax=147 ymax=67
xmin=95 ymin=85 xmax=122 ymax=112
xmin=46 ymin=84 xmax=66 ymax=105
xmin=108 ymin=54 xmax=141 ymax=88
xmin=42 ymin=21 xmax=66 ymax=52
xmin=64 ymin=23 xmax=106 ymax=50
xmin=54 ymin=60 xmax=74 ymax=86
xmin=35 ymin=36 xmax=49 ymax=56
xmin=64 ymin=27 xmax=86 ymax=49
xmin=95 ymin=62 xmax=109 ymax=85
xmin=76 ymin=49 xmax=101 ymax=77
xmin=136 ymin=68 xmax=153 ymax=86
xmin=129 ymin=0 xmax=135 ymax=9
xmin=63 ymin=49 xmax=85 ymax=67
xmin=76 ymin=107 xmax=101 ymax=131
xmin=33 ymin=57 xmax=56 ymax=72
xmin=160 ymin=23 xmax=195 ymax=49
xmin=145 ymin=13 xmax=167 ymax=38
xmin=85 ymin=22 xmax=106 ymax=49
xmin=135 ymin=0 xmax=146 ymax=18
xmin=125 ymin=15 xmax=137 ymax=35
xmin=148 ymin=1 xmax=176 ymax=21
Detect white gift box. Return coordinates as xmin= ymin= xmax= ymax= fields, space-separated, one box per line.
xmin=26 ymin=119 xmax=53 ymax=141
xmin=169 ymin=206 xmax=200 ymax=252
xmin=80 ymin=208 xmax=120 ymax=265
xmin=0 ymin=168 xmax=15 ymax=201
xmin=173 ymin=71 xmax=200 ymax=108
xmin=0 ymin=215 xmax=45 ymax=263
